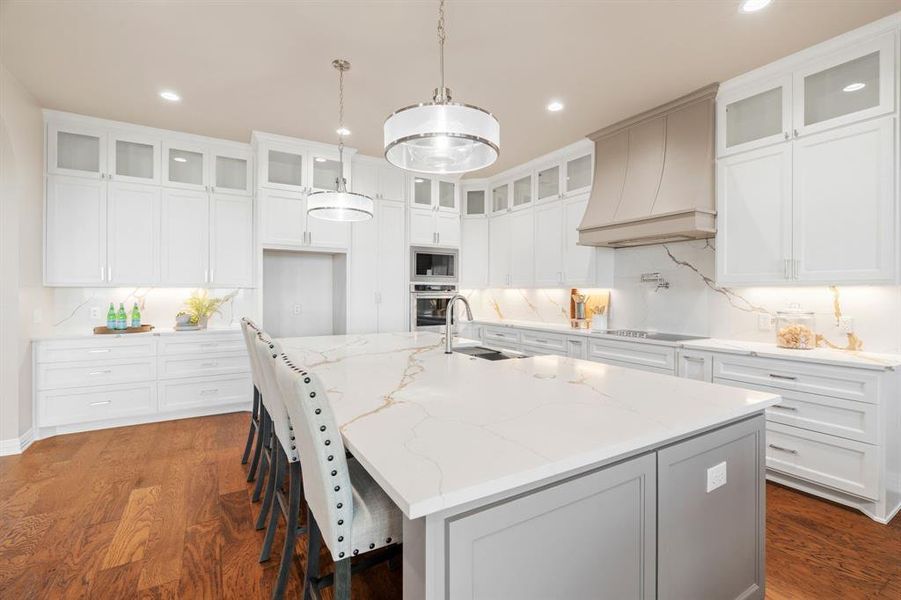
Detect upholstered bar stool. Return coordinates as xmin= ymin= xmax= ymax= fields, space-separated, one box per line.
xmin=239 ymin=318 xmax=265 ymax=482
xmin=271 ymin=344 xmax=403 ymax=600
xmin=250 ymin=332 xmax=307 ymax=600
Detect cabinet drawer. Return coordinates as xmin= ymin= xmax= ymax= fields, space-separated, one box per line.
xmin=158 ymin=375 xmax=251 ymax=411
xmin=765 ymin=422 xmax=878 ymax=500
xmin=38 ymin=382 xmax=156 ymax=427
xmin=37 ymin=358 xmax=156 ymax=391
xmin=716 ymin=378 xmax=877 ymax=443
xmin=157 ymin=334 xmax=246 ymax=356
xmin=520 ymin=330 xmax=567 ymax=353
xmin=588 ymin=339 xmax=676 ymax=373
xmin=713 ymin=355 xmax=878 ymax=403
xmin=157 ymin=352 xmax=250 ymax=379
xmin=590 ymin=356 xmax=674 ymax=376
xmin=483 ymin=326 xmax=522 ymax=346
xmin=36 ymin=337 xmax=155 ymax=363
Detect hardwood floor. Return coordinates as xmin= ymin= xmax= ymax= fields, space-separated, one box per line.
xmin=0 ymin=412 xmax=898 ymax=599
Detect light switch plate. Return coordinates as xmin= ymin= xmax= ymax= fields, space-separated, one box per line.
xmin=90 ymin=307 xmax=100 ymax=320
xmin=292 ymin=304 xmax=302 ymax=316
xmin=706 ymin=461 xmax=727 ymax=493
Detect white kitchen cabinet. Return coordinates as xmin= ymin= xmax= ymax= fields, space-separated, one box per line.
xmin=460 ymin=217 xmax=489 ymax=288
xmin=562 ymin=194 xmax=596 ymax=286
xmin=509 ymin=209 xmax=535 ymax=286
xmin=534 ymin=201 xmax=564 ymax=286
xmin=511 ymin=174 xmax=532 ymax=210
xmin=306 ymin=211 xmax=350 ymax=249
xmin=210 ymin=194 xmax=253 ymax=287
xmin=464 ymin=188 xmax=487 ymax=217
xmin=676 ymin=350 xmax=713 ymax=382
xmin=409 ymin=206 xmax=460 ymax=247
xmin=491 ymin=182 xmax=510 ymax=214
xmin=351 ymin=158 xmax=406 ymax=202
xmin=259 ymin=188 xmax=348 ymax=249
xmin=409 ymin=176 xmax=459 ymax=213
xmin=259 ymin=140 xmax=306 ymax=192
xmin=716 ymin=144 xmax=793 ymax=285
xmin=563 ymin=150 xmax=594 ymax=196
xmin=488 ymin=213 xmax=512 ymax=287
xmin=717 ymin=76 xmax=793 ymax=157
xmin=536 ymin=164 xmax=560 ymax=203
xmin=162 ymin=139 xmax=208 ymax=191
xmin=45 ymin=175 xmax=107 ymax=285
xmin=161 ymin=188 xmax=210 ymax=285
xmin=792 ymin=117 xmax=895 ymax=283
xmin=436 ymin=212 xmax=461 ymax=246
xmin=106 ymin=182 xmax=160 ymax=285
xmin=109 ymin=131 xmax=160 ymax=185
xmin=793 ymin=32 xmax=895 ymax=137
xmin=47 ymin=122 xmax=107 ymax=180
xmin=211 ymin=145 xmax=252 ymax=196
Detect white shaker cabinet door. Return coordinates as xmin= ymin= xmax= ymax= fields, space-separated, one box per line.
xmin=509 ymin=208 xmax=535 ymax=287
xmin=306 ymin=212 xmax=349 ymax=249
xmin=461 ymin=217 xmax=489 ymax=288
xmin=488 ymin=213 xmax=512 ymax=287
xmin=534 ymin=201 xmax=563 ymax=286
xmin=792 ymin=117 xmax=895 ymax=283
xmin=160 ymin=188 xmax=209 ymax=286
xmin=563 ymin=194 xmax=597 ymax=286
xmin=409 ymin=207 xmax=436 ymax=245
xmin=107 ymin=182 xmax=160 ymax=285
xmin=379 ymin=165 xmax=407 ymax=202
xmin=45 ymin=175 xmax=107 ymax=286
xmin=715 ymin=144 xmax=793 ymax=285
xmin=210 ymin=194 xmax=254 ymax=287
xmin=347 ymin=211 xmax=379 ymax=334
xmin=435 ymin=212 xmax=460 ymax=247
xmin=259 ymin=189 xmax=307 ymax=246
xmin=377 ymin=201 xmax=408 ymax=332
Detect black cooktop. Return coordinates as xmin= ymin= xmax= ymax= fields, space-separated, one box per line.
xmin=603 ymin=329 xmax=707 ymax=342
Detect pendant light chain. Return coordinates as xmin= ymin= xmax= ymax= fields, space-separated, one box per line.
xmin=437 ymin=0 xmax=446 ymax=99
xmin=332 ymin=59 xmax=350 ymax=191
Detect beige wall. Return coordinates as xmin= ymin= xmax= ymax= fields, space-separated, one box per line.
xmin=0 ymin=64 xmax=47 ymax=444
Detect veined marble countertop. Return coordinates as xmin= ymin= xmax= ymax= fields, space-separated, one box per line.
xmin=470 ymin=319 xmax=901 ymax=370
xmin=276 ymin=331 xmax=779 ymax=519
xmin=32 ymin=326 xmax=242 ymax=341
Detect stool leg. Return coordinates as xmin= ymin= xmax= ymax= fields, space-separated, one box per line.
xmin=259 ymin=449 xmax=283 ymax=559
xmin=252 ymin=414 xmax=271 ymax=502
xmin=303 ymin=509 xmax=321 ymax=600
xmin=247 ymin=404 xmax=267 ymax=482
xmin=241 ymin=387 xmax=260 ymax=465
xmin=273 ymin=460 xmax=302 ymax=600
xmin=334 ymin=558 xmax=351 ymax=600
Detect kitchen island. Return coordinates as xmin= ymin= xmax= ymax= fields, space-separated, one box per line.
xmin=277 ymin=332 xmax=780 ymax=600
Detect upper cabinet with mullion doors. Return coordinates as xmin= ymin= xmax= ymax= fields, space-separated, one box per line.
xmin=409 ymin=175 xmax=460 ymax=213
xmin=254 ymin=132 xmax=353 ymax=194
xmin=48 ymin=121 xmax=162 ymax=186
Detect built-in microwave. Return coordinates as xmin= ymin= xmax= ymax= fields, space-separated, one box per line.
xmin=410 ymin=246 xmax=458 ymax=284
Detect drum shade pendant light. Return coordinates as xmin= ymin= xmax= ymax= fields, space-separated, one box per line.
xmin=308 ymin=60 xmax=374 ymax=222
xmin=384 ymin=0 xmax=499 ymax=174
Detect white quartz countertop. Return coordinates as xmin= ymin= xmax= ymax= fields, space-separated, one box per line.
xmin=472 ymin=319 xmax=901 ymax=370
xmin=32 ymin=326 xmax=242 ymax=341
xmin=276 ymin=332 xmax=779 ymax=519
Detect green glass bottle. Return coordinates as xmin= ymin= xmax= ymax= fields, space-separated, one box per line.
xmin=106 ymin=303 xmax=116 ymax=330
xmin=131 ymin=303 xmax=141 ymax=328
xmin=116 ymin=303 xmax=127 ymax=330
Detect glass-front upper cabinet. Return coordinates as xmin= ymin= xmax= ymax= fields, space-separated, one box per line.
xmin=311 ymin=154 xmax=343 ymax=192
xmin=717 ymin=76 xmax=792 ymax=157
xmin=794 ymin=33 xmax=895 ymax=136
xmin=564 ymin=152 xmax=593 ymax=195
xmin=512 ymin=175 xmax=532 ymax=209
xmin=412 ymin=176 xmax=433 ymax=208
xmin=465 ymin=189 xmax=486 ymax=216
xmin=410 ymin=177 xmax=458 ymax=212
xmin=536 ymin=165 xmax=560 ymax=202
xmin=163 ymin=141 xmax=207 ymax=191
xmin=109 ymin=132 xmax=160 ymax=185
xmin=260 ymin=143 xmax=305 ymax=192
xmin=48 ymin=123 xmax=107 ymax=179
xmin=211 ymin=146 xmax=252 ymax=195
xmin=492 ymin=183 xmax=509 ymax=213
xmin=438 ymin=180 xmax=457 ymax=212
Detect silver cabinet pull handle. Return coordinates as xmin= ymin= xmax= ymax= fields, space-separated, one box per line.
xmin=770 ymin=404 xmax=798 ymax=412
xmin=769 ymin=373 xmax=797 ymax=381
xmin=683 ymin=356 xmax=704 ymax=362
xmin=200 ymin=388 xmax=219 ymax=395
xmin=200 ymin=342 xmax=219 ymax=348
xmin=89 ymin=400 xmax=111 ymax=406
xmin=87 ymin=349 xmax=111 ymax=354
xmin=534 ymin=339 xmax=547 ymax=344
xmin=769 ymin=444 xmax=798 ymax=455
xmin=201 ymin=362 xmax=218 ymax=368
xmin=100 ymin=266 xmax=105 ymax=281
xmin=793 ymin=129 xmax=799 ymax=138
xmin=108 ymin=265 xmax=112 ymax=282
xmin=784 ymin=132 xmax=790 ymax=140
xmin=88 ymin=370 xmax=112 ymax=376
xmin=783 ymin=259 xmax=791 ymax=279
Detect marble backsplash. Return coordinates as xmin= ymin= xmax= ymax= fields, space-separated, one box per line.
xmin=37 ymin=287 xmax=259 ymax=336
xmin=463 ymin=240 xmax=901 ymax=354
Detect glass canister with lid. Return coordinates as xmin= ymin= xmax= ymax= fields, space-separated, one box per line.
xmin=775 ymin=304 xmax=816 ymax=350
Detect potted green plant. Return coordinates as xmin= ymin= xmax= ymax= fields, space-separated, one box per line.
xmin=180 ymin=290 xmax=236 ymax=329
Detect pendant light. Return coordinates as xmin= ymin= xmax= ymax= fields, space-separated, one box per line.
xmin=308 ymin=59 xmax=374 ymax=222
xmin=384 ymin=0 xmax=499 ymax=174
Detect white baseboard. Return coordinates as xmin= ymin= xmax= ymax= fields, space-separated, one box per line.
xmin=0 ymin=428 xmax=35 ymax=456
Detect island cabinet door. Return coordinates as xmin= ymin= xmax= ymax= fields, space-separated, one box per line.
xmin=657 ymin=415 xmax=766 ymax=600
xmin=446 ymin=453 xmax=656 ymax=600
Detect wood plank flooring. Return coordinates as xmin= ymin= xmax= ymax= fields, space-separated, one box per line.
xmin=0 ymin=412 xmax=898 ymax=599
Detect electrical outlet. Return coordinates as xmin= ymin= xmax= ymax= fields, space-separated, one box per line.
xmin=837 ymin=316 xmax=854 ymax=333
xmin=90 ymin=307 xmax=101 ymax=320
xmin=757 ymin=314 xmax=774 ymax=331
xmin=706 ymin=461 xmax=727 ymax=493
xmin=292 ymin=304 xmax=302 ymax=316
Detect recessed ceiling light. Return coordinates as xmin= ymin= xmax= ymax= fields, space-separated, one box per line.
xmin=336 ymin=127 xmax=351 ymax=136
xmin=740 ymin=0 xmax=772 ymax=12
xmin=173 ymin=157 xmax=187 ymax=163
xmin=547 ymin=101 xmax=564 ymax=112
xmin=314 ymin=157 xmax=327 ymax=163
xmin=159 ymin=90 xmax=181 ymax=102
xmin=414 ymin=178 xmax=425 ymax=183
xmin=843 ymin=82 xmax=866 ymax=92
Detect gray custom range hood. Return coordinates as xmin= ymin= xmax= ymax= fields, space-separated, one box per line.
xmin=579 ymin=84 xmax=718 ymax=247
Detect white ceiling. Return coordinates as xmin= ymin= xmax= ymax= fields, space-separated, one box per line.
xmin=2 ymin=1 xmax=899 ymax=176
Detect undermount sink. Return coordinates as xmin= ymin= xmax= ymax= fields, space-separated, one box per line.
xmin=454 ymin=346 xmax=525 ymax=361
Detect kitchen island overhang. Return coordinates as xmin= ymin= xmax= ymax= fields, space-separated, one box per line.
xmin=277 ymin=332 xmax=780 ymax=599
